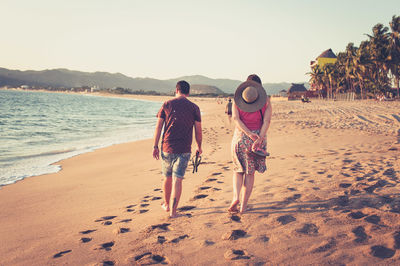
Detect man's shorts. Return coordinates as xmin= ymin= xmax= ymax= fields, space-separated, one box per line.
xmin=161 ymin=152 xmax=191 ymax=178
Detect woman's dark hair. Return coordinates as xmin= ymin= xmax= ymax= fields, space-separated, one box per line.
xmin=176 ymin=80 xmax=190 ymax=94
xmin=247 ymin=74 xmax=262 ymax=85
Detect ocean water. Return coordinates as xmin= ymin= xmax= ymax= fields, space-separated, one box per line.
xmin=0 ymin=90 xmax=162 ymax=187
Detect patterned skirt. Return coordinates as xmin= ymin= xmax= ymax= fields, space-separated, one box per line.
xmin=231 ymin=128 xmax=267 ymax=175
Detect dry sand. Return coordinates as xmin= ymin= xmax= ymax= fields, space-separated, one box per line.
xmin=0 ymin=96 xmax=400 ymax=265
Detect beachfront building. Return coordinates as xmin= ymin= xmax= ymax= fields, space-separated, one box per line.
xmin=279 ymin=89 xmax=287 ymax=97
xmin=287 ymin=83 xmax=307 ymax=100
xmin=309 ymin=49 xmax=337 ymax=95
xmin=310 ymin=48 xmax=337 ymax=69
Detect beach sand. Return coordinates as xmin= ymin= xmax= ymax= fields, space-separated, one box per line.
xmin=0 ymin=96 xmax=400 ymax=265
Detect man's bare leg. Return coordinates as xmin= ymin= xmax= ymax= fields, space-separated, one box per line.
xmin=240 ymin=173 xmax=255 ymax=213
xmin=169 ymin=177 xmax=182 ymax=218
xmin=228 ymin=172 xmax=243 ymax=213
xmin=162 ymin=176 xmax=172 ymax=212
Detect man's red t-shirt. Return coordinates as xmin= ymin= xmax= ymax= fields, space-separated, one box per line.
xmin=157 ymin=96 xmax=201 ymax=154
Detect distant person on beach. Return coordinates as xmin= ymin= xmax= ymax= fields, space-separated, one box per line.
xmin=228 ymin=74 xmax=272 ymax=214
xmin=225 ymin=98 xmax=232 ymax=121
xmin=153 ymin=80 xmax=202 ymax=218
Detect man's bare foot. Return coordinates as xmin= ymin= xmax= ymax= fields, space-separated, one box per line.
xmin=169 ymin=213 xmax=184 ymax=218
xmin=161 ymin=203 xmax=170 ymax=212
xmin=228 ymin=200 xmax=240 ymax=213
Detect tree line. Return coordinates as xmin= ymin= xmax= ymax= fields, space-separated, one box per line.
xmin=309 ymin=15 xmax=400 ymax=99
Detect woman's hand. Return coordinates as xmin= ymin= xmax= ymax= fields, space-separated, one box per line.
xmin=253 ymin=137 xmax=264 ymax=149
xmin=248 ymin=132 xmax=259 ymax=142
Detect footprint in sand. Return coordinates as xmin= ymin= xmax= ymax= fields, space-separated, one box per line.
xmin=206 ymin=178 xmax=217 ymax=182
xmin=203 ymin=240 xmax=215 ymax=246
xmin=370 ymin=245 xmax=396 ymax=259
xmin=151 ymin=196 xmax=162 ymax=201
xmin=224 ymin=249 xmax=251 ymax=260
xmin=170 ymin=234 xmax=189 ymax=243
xmin=199 ymin=186 xmax=211 ymax=190
xmin=115 ymin=227 xmax=130 ymax=234
xmin=80 ymin=229 xmax=97 ymax=234
xmin=53 ymin=250 xmax=72 ymax=258
xmin=150 ymin=223 xmax=171 ymax=232
xmin=339 ymin=183 xmax=352 ymax=188
xmin=364 ymin=215 xmax=381 ymax=225
xmin=133 ymin=253 xmax=167 ymax=264
xmin=102 ymin=261 xmax=115 ymax=266
xmin=126 ymin=209 xmax=134 ymax=212
xmin=119 ymin=219 xmax=132 ymax=223
xmin=285 ymin=194 xmax=301 ymax=202
xmin=102 ymin=221 xmax=112 ymax=226
xmin=95 ymin=216 xmax=117 ymax=222
xmin=348 ymin=211 xmax=367 ymax=219
xmin=80 ymin=237 xmax=92 ymax=243
xmin=193 ymin=194 xmax=208 ymax=200
xmin=211 ymin=172 xmax=222 ymax=176
xmin=230 ymin=215 xmax=241 ymax=222
xmin=352 ymin=226 xmax=370 ymax=243
xmin=257 ymin=235 xmax=270 ymax=243
xmin=154 ymin=188 xmax=161 ymax=191
xmin=139 ymin=209 xmax=149 ymax=214
xmin=296 ymin=223 xmax=319 ymax=235
xmin=312 ymin=238 xmax=336 ymax=253
xmin=277 ymin=215 xmax=296 ymax=225
xmin=157 ymin=236 xmax=166 ymax=244
xmin=140 ymin=203 xmax=150 ymax=207
xmin=99 ymin=241 xmax=114 ymax=251
xmin=222 ymin=229 xmax=247 ymax=240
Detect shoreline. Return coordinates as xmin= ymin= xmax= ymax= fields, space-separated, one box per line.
xmin=0 ymin=89 xmax=169 ymax=189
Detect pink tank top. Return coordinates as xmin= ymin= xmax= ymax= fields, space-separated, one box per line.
xmin=237 ymin=103 xmax=268 ymax=130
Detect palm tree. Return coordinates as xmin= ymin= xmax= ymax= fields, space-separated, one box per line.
xmin=352 ymin=41 xmax=371 ymax=99
xmin=308 ymin=65 xmax=324 ymax=98
xmin=366 ymin=23 xmax=391 ymax=96
xmin=322 ymin=63 xmax=335 ymax=99
xmin=343 ymin=43 xmax=357 ymax=94
xmin=388 ymin=15 xmax=400 ymax=98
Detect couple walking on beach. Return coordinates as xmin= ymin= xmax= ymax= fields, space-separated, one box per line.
xmin=152 ymin=74 xmax=272 ymax=217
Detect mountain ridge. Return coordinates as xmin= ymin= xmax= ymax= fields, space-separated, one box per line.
xmin=0 ymin=67 xmax=309 ymax=95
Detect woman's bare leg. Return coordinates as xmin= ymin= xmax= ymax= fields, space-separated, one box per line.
xmin=240 ymin=173 xmax=255 ymax=213
xmin=228 ymin=172 xmax=243 ymax=212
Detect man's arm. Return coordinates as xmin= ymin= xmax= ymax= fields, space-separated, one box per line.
xmin=153 ymin=117 xmax=164 ymax=160
xmin=194 ymin=121 xmax=202 ymax=155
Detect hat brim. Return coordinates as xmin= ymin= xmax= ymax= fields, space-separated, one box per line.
xmin=234 ymin=80 xmax=267 ymax=112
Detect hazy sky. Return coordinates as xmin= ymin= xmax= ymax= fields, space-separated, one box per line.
xmin=1 ymin=0 xmax=398 ymax=82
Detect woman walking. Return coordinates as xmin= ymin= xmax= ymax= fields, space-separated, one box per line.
xmin=228 ymin=74 xmax=272 ymax=213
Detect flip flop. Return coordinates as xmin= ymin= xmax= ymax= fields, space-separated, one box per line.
xmin=192 ymin=151 xmax=202 ymax=173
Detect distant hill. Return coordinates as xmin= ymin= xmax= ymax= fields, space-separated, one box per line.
xmin=0 ymin=67 xmax=309 ymax=95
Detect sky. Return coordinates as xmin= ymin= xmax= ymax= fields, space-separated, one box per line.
xmin=1 ymin=0 xmax=399 ymax=83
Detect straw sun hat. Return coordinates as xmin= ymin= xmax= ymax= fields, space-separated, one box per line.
xmin=234 ymin=80 xmax=267 ymax=112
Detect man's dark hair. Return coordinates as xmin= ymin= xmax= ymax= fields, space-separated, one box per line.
xmin=247 ymin=74 xmax=262 ymax=85
xmin=176 ymin=80 xmax=190 ymax=95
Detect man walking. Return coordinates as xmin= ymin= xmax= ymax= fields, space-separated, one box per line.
xmin=153 ymin=80 xmax=202 ymax=218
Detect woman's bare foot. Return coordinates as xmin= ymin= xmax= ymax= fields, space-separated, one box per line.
xmin=228 ymin=200 xmax=240 ymax=213
xmin=161 ymin=202 xmax=170 ymax=212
